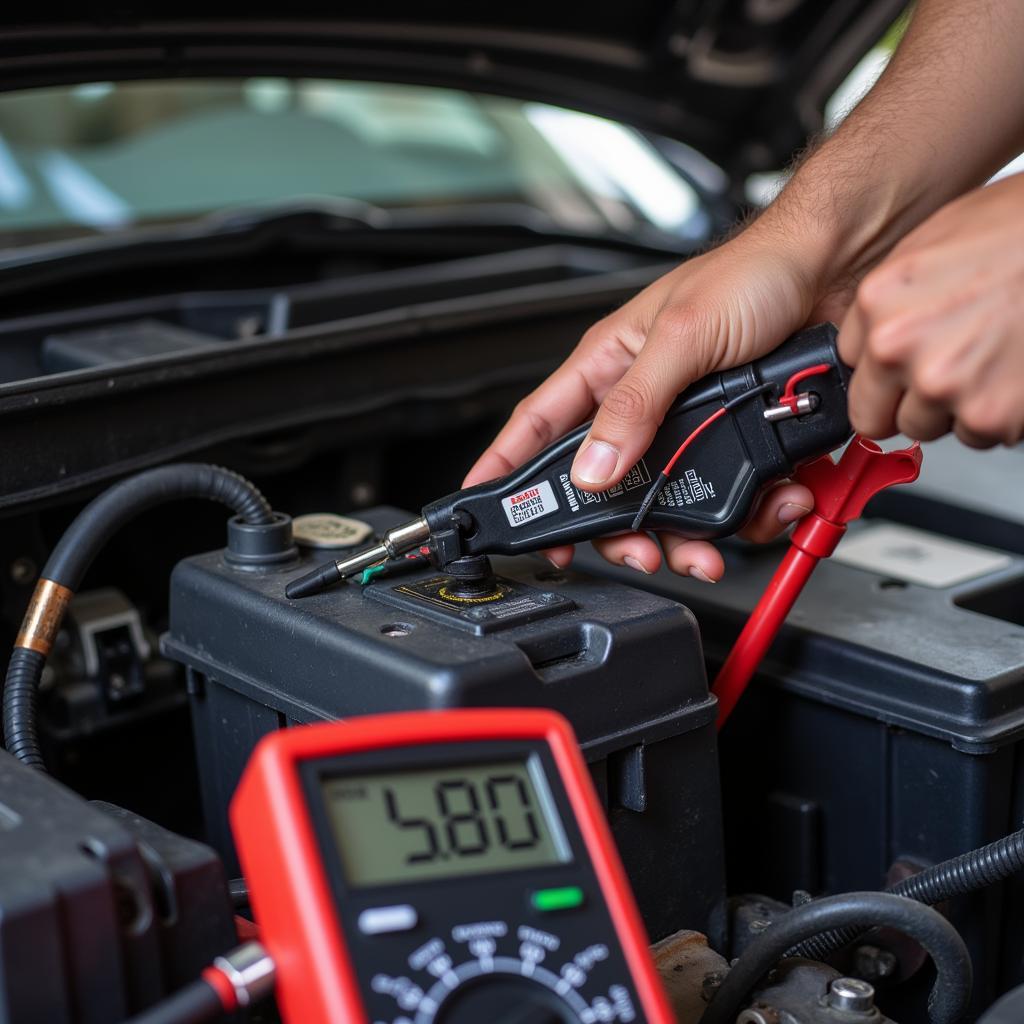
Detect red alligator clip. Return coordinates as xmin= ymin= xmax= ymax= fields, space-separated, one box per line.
xmin=712 ymin=437 xmax=923 ymax=728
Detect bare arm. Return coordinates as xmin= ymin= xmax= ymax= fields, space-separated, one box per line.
xmin=780 ymin=0 xmax=1024 ymax=305
xmin=466 ymin=0 xmax=1024 ymax=580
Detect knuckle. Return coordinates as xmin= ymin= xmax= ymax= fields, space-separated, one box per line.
xmin=845 ymin=385 xmax=879 ymax=436
xmin=512 ymin=398 xmax=554 ymax=448
xmin=579 ymin=316 xmax=616 ymax=350
xmin=865 ymin=321 xmax=912 ymax=367
xmin=847 ymin=405 xmax=870 ymax=435
xmin=895 ymin=409 xmax=941 ymax=442
xmin=856 ymin=259 xmax=911 ymax=314
xmin=580 ymin=313 xmax=645 ymax=363
xmin=660 ymin=300 xmax=702 ymax=331
xmin=848 ymin=399 xmax=892 ymax=439
xmin=958 ymin=399 xmax=1020 ymax=446
xmin=957 ymin=402 xmax=1002 ymax=441
xmin=657 ymin=301 xmax=713 ymax=348
xmin=911 ymin=362 xmax=957 ymax=402
xmin=600 ymin=377 xmax=654 ymax=427
xmin=954 ymin=421 xmax=996 ymax=450
xmin=854 ymin=270 xmax=889 ymax=315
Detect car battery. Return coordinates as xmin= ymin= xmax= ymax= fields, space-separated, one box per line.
xmin=576 ymin=516 xmax=1024 ymax=1014
xmin=162 ymin=506 xmax=726 ymax=942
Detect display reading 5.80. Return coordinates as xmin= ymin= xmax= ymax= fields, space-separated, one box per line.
xmin=321 ymin=757 xmax=571 ymax=886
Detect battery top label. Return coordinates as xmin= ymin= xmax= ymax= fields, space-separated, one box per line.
xmin=502 ymin=480 xmax=559 ymax=528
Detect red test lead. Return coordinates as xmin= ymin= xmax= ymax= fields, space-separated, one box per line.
xmin=712 ymin=436 xmax=923 ymax=729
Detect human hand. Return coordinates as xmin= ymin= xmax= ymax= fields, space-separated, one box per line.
xmin=464 ymin=216 xmax=831 ymax=581
xmin=839 ymin=172 xmax=1024 ymax=448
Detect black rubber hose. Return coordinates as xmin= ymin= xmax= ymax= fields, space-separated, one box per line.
xmin=701 ymin=892 xmax=972 ymax=1024
xmin=42 ymin=463 xmax=272 ymax=587
xmin=792 ymin=827 xmax=1024 ymax=961
xmin=121 ymin=979 xmax=226 ymax=1024
xmin=2 ymin=648 xmax=46 ymax=769
xmin=3 ymin=464 xmax=272 ymax=770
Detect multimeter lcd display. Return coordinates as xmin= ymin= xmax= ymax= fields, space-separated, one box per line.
xmin=321 ymin=756 xmax=571 ymax=886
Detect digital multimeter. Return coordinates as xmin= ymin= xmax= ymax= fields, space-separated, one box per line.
xmin=230 ymin=709 xmax=674 ymax=1024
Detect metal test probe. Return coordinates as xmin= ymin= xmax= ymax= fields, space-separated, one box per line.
xmin=286 ymin=323 xmax=853 ymax=600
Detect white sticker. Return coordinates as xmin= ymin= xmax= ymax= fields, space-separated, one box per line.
xmin=502 ymin=480 xmax=559 ymax=528
xmin=833 ymin=522 xmax=1012 ymax=588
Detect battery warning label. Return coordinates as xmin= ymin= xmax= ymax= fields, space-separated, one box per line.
xmin=502 ymin=480 xmax=559 ymax=528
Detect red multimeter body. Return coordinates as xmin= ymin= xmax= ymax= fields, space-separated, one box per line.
xmin=230 ymin=709 xmax=674 ymax=1024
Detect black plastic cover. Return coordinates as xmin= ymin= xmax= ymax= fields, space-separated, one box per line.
xmin=0 ymin=750 xmax=235 ymax=1024
xmin=42 ymin=320 xmax=219 ymax=373
xmin=0 ymin=249 xmax=660 ymax=511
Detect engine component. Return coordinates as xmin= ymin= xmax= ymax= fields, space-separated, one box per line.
xmin=286 ymin=324 xmax=853 ymax=598
xmin=230 ymin=709 xmax=675 ymax=1023
xmin=734 ymin=962 xmax=899 ymax=1024
xmin=162 ymin=506 xmax=726 ymax=942
xmin=650 ymin=930 xmax=729 ymax=1024
xmin=38 ymin=587 xmax=185 ymax=743
xmin=0 ymin=748 xmax=236 ymax=1024
xmin=701 ymin=892 xmax=971 ymax=1024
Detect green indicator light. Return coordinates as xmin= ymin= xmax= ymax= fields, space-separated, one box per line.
xmin=531 ymin=886 xmax=585 ymax=912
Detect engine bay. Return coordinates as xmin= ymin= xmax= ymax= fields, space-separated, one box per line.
xmin=0 ymin=236 xmax=1022 ymax=1024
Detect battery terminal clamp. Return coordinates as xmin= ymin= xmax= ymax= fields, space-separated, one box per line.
xmin=286 ymin=324 xmax=855 ymax=601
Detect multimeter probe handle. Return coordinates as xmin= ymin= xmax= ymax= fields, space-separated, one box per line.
xmin=286 ymin=323 xmax=852 ymax=600
xmin=122 ymin=942 xmax=276 ymax=1024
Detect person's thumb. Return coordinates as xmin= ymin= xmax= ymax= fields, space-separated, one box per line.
xmin=570 ymin=305 xmax=722 ymax=491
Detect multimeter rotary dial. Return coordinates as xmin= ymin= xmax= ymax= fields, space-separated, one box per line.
xmin=371 ymin=924 xmax=637 ymax=1024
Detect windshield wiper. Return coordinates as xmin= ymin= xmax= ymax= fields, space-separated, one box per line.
xmin=0 ymin=197 xmax=386 ymax=292
xmin=0 ymin=197 xmax=691 ymax=300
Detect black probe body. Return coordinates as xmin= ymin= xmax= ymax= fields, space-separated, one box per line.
xmin=286 ymin=324 xmax=852 ymax=598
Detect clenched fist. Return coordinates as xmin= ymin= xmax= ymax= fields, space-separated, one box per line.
xmin=840 ymin=172 xmax=1024 ymax=448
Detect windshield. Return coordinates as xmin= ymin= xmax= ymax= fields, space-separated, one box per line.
xmin=0 ymin=78 xmax=710 ymax=247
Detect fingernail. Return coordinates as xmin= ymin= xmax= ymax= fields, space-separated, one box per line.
xmin=545 ymin=556 xmax=563 ymax=569
xmin=778 ymin=502 xmax=812 ymax=524
xmin=688 ymin=565 xmax=716 ymax=584
xmin=623 ymin=556 xmax=650 ymax=575
xmin=573 ymin=440 xmax=619 ymax=485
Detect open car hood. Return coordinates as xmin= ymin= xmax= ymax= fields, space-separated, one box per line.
xmin=4 ymin=1 xmax=905 ymax=177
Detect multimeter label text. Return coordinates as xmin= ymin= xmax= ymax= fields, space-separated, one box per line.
xmin=560 ymin=460 xmax=651 ymax=512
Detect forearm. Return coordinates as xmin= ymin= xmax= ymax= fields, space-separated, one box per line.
xmin=760 ymin=0 xmax=1024 ymax=289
